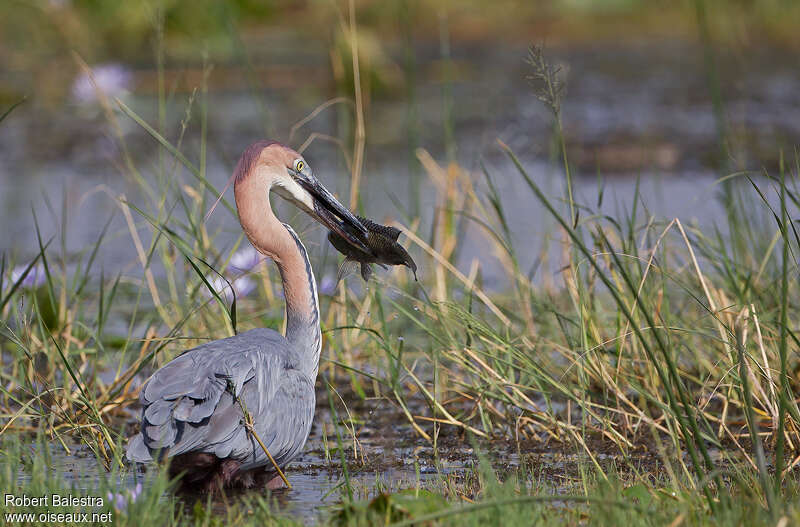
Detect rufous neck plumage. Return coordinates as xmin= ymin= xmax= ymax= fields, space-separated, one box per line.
xmin=233 ymin=143 xmax=321 ymax=378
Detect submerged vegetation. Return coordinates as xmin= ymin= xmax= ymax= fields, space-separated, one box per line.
xmin=2 ymin=1 xmax=800 ymax=526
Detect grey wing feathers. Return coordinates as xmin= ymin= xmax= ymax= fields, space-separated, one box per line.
xmin=127 ymin=328 xmax=305 ymax=464
xmin=237 ymin=369 xmax=315 ymax=470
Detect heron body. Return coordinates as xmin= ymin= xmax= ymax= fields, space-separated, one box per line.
xmin=126 ymin=141 xmax=368 ymax=491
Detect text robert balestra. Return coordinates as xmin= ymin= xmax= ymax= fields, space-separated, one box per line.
xmin=5 ymin=493 xmax=105 ymax=507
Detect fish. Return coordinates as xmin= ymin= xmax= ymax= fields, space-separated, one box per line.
xmin=327 ymin=216 xmax=418 ymax=283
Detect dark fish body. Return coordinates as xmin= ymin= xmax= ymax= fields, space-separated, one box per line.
xmin=327 ymin=216 xmax=417 ymax=282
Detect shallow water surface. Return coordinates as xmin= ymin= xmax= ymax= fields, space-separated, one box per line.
xmin=31 ymin=437 xmax=470 ymax=523
xmin=1 ymin=41 xmax=797 ymax=288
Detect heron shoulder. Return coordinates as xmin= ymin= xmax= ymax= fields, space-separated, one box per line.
xmin=184 ymin=327 xmax=290 ymax=356
xmin=141 ymin=328 xmax=293 ymax=404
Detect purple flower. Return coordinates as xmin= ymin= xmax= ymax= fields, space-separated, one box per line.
xmin=319 ymin=274 xmax=336 ymax=295
xmin=203 ymin=274 xmax=256 ymax=302
xmin=106 ymin=483 xmax=141 ymax=512
xmin=198 ymin=247 xmax=266 ymax=302
xmin=229 ymin=246 xmax=263 ymax=272
xmin=9 ymin=263 xmax=45 ymax=289
xmin=232 ymin=276 xmax=256 ymax=298
xmin=71 ymin=63 xmax=132 ymax=104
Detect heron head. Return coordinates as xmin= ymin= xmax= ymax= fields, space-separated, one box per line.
xmin=235 ymin=141 xmax=368 ymax=251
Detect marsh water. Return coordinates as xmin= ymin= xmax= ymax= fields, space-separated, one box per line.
xmin=39 ymin=440 xmax=457 ymax=523
xmin=34 ymin=398 xmax=623 ymax=522
xmin=35 ymin=405 xmax=485 ymax=522
xmin=2 ymin=40 xmax=799 ymax=287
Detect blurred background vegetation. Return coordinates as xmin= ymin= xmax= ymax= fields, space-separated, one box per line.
xmin=3 ymin=0 xmax=800 ymax=292
xmin=3 ymin=0 xmax=800 ymax=106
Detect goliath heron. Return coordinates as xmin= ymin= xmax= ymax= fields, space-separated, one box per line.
xmin=126 ymin=141 xmax=368 ymax=491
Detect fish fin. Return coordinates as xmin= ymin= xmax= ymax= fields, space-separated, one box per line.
xmin=398 ymin=247 xmax=418 ymax=280
xmin=360 ymin=263 xmax=373 ymax=282
xmin=357 ymin=216 xmax=402 ymax=241
xmin=336 ymin=259 xmax=360 ymax=285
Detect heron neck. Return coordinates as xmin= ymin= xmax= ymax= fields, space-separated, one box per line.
xmin=276 ymin=225 xmax=322 ymax=379
xmin=234 ymin=175 xmax=322 ymax=379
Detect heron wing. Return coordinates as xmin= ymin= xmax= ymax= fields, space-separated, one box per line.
xmin=126 ymin=328 xmax=295 ymax=462
xmin=234 ymin=367 xmax=315 ymax=471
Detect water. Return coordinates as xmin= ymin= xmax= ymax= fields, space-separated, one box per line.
xmin=37 ymin=423 xmax=704 ymax=522
xmin=36 ymin=431 xmax=472 ymax=522
xmin=1 ymin=41 xmax=798 ymax=288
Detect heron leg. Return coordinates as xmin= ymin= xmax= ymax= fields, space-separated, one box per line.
xmin=203 ymin=458 xmax=241 ymax=493
xmin=266 ymin=475 xmax=287 ymax=490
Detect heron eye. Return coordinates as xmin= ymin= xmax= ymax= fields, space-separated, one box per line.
xmin=294 ymin=160 xmax=305 ymax=173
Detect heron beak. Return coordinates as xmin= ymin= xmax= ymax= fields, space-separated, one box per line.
xmin=290 ymin=168 xmax=369 ymax=252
